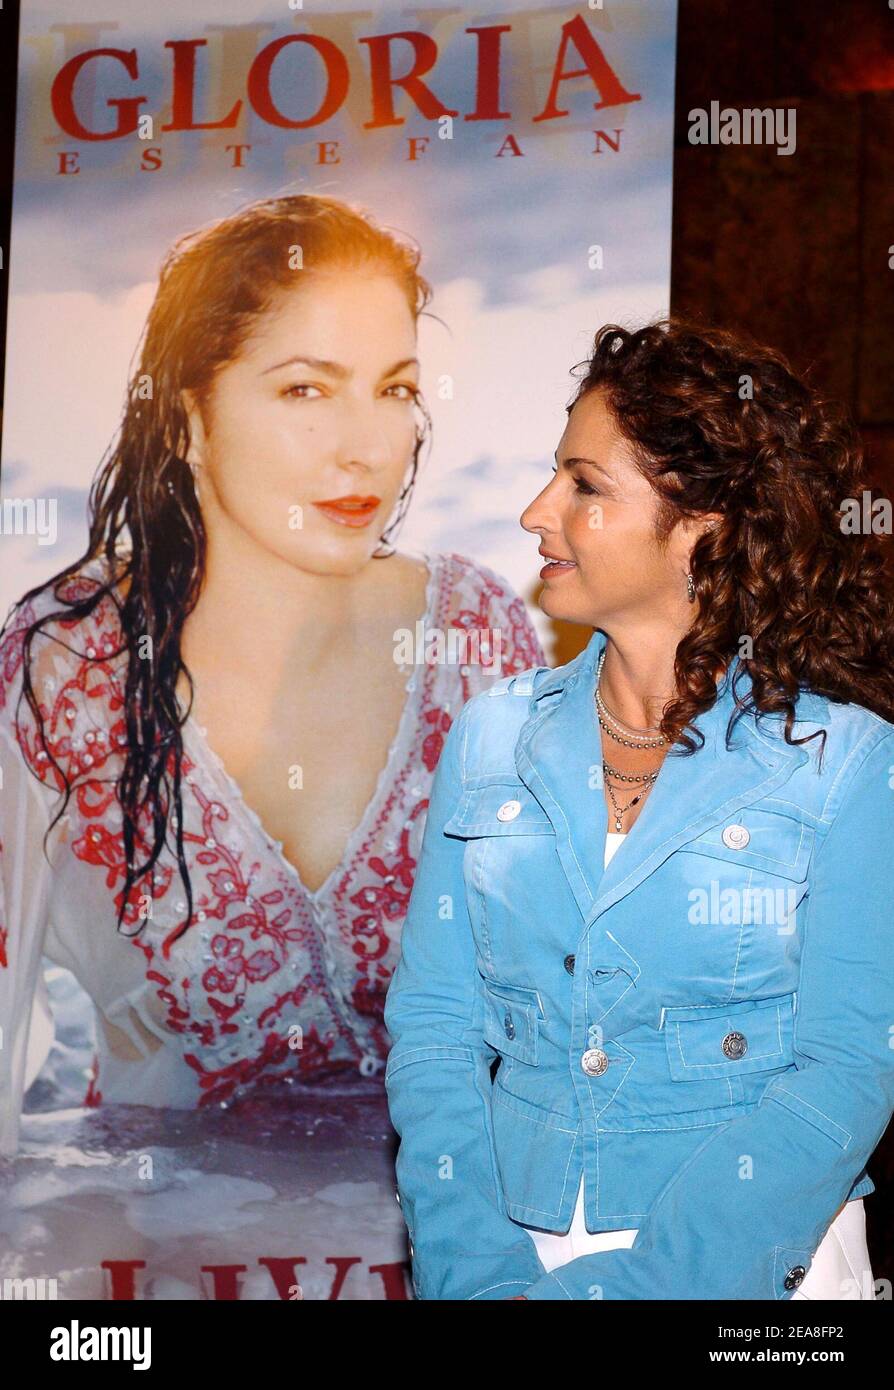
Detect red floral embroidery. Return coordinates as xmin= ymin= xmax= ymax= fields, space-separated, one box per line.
xmin=0 ymin=553 xmax=546 ymax=1110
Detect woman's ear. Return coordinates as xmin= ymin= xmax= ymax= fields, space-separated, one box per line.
xmin=180 ymin=388 xmax=208 ymax=469
xmin=683 ymin=511 xmax=724 ymax=558
xmin=673 ymin=511 xmax=723 ymax=586
xmin=696 ymin=511 xmax=724 ymax=547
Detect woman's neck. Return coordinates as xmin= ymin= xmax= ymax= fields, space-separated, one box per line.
xmin=598 ymin=636 xmax=680 ymax=731
xmin=188 ymin=518 xmax=380 ymax=674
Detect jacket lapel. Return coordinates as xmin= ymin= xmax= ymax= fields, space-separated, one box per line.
xmin=514 ymin=633 xmax=610 ymax=916
xmin=514 ymin=628 xmax=811 ymax=931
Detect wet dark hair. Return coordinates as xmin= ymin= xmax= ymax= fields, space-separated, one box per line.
xmin=571 ymin=317 xmax=894 ymax=758
xmin=1 ymin=194 xmax=433 ymax=941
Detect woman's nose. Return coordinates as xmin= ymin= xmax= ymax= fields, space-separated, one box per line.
xmin=520 ymin=503 xmax=542 ymax=534
xmin=335 ymin=406 xmax=394 ymax=471
xmin=520 ymin=483 xmax=558 ymax=535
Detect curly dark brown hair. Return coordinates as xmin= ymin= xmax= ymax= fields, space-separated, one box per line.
xmin=571 ymin=318 xmax=894 ymax=759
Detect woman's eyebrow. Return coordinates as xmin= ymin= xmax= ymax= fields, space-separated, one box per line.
xmin=554 ymin=450 xmax=611 ymax=477
xmin=263 ymin=354 xmax=420 ymax=377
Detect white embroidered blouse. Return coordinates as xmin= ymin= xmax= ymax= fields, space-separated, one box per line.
xmin=0 ymin=549 xmax=544 ymax=1153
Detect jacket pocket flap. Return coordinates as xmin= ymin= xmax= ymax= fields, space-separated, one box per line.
xmin=444 ymin=785 xmax=554 ymax=837
xmin=679 ymin=808 xmax=813 ymax=881
xmin=663 ymin=992 xmax=796 ymax=1080
xmin=481 ymin=977 xmax=545 ymax=1065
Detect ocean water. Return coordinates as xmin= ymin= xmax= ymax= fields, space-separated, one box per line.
xmin=0 ymin=967 xmax=411 ymax=1300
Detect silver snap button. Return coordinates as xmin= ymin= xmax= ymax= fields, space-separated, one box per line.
xmin=581 ymin=1047 xmax=610 ymax=1077
xmin=503 ymin=1011 xmax=516 ymax=1040
xmin=496 ymin=799 xmax=522 ymax=822
xmin=784 ymin=1264 xmax=806 ymax=1289
xmin=722 ymin=1030 xmax=748 ymax=1059
xmin=721 ymin=823 xmax=750 ymax=849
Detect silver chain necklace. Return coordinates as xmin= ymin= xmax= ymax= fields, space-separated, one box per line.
xmin=595 ymin=652 xmax=668 ymax=748
xmin=595 ymin=650 xmax=666 ymax=831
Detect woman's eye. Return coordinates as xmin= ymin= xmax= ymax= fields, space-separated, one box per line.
xmin=573 ymin=476 xmax=598 ymax=496
xmin=283 ymin=384 xmax=324 ymax=400
xmin=383 ymin=383 xmax=418 ymax=401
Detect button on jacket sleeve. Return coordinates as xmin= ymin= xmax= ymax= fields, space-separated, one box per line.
xmin=383 ymin=699 xmax=548 ymax=1300
xmin=523 ymin=728 xmax=894 ymax=1300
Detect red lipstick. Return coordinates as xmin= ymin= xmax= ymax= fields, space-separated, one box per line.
xmin=312 ymin=495 xmax=381 ymax=529
xmin=538 ymin=547 xmax=578 ymax=580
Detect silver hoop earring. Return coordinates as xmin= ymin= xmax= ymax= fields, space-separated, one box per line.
xmin=686 ymin=573 xmax=695 ymax=603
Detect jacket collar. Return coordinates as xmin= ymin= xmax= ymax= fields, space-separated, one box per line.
xmin=514 ymin=628 xmax=811 ymax=929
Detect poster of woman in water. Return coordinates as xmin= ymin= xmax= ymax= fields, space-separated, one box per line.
xmin=0 ymin=0 xmax=677 ymax=1301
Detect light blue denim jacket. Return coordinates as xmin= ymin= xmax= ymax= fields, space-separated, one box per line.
xmin=383 ymin=627 xmax=894 ymax=1300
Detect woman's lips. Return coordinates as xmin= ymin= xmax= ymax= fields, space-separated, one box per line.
xmin=539 ymin=556 xmax=577 ymax=579
xmin=312 ymin=496 xmax=381 ymax=529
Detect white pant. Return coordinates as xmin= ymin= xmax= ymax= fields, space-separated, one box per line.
xmin=525 ymin=1181 xmax=875 ymax=1299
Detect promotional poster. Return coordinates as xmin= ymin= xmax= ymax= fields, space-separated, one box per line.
xmin=0 ymin=0 xmax=677 ymax=1303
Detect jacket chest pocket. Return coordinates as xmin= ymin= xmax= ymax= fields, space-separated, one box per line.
xmin=480 ymin=977 xmax=546 ymax=1067
xmin=674 ymin=807 xmax=814 ymax=937
xmin=443 ymin=783 xmax=557 ymax=972
xmin=677 ymin=807 xmax=814 ymax=881
xmin=443 ymin=782 xmax=554 ymax=838
xmin=663 ymin=992 xmax=796 ymax=1088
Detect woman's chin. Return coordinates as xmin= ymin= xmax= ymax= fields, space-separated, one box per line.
xmin=245 ymin=537 xmax=376 ymax=581
xmin=539 ymin=584 xmax=582 ymax=618
xmin=538 ymin=589 xmax=603 ymax=632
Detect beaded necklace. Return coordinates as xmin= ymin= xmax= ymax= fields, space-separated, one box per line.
xmin=594 ymin=649 xmax=668 ymax=832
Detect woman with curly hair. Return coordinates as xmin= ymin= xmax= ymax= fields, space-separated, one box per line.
xmin=0 ymin=193 xmax=543 ymax=1155
xmin=384 ymin=318 xmax=894 ymax=1300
